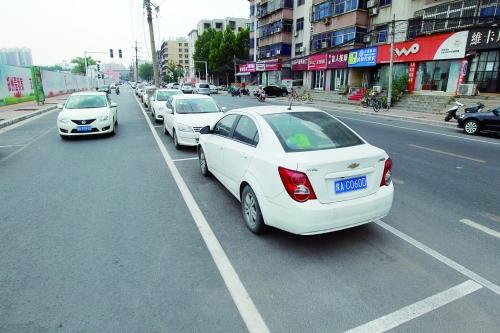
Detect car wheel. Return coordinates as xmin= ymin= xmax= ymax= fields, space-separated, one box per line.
xmin=464 ymin=120 xmax=479 ymax=135
xmin=173 ymin=130 xmax=180 ymax=150
xmin=198 ymin=147 xmax=210 ymax=177
xmin=241 ymin=186 xmax=266 ymax=234
xmin=164 ymin=126 xmax=169 ymax=135
xmin=110 ymin=120 xmax=116 ymax=136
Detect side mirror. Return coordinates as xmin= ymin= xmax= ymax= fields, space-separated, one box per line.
xmin=57 ymin=104 xmax=63 ymax=109
xmin=166 ymin=102 xmax=172 ymax=109
xmin=221 ymin=107 xmax=228 ymax=112
xmin=111 ymin=102 xmax=118 ymax=108
xmin=200 ymin=125 xmax=212 ymax=135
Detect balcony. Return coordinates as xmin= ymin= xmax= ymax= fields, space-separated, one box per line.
xmin=259 ymin=33 xmax=293 ymax=47
xmin=257 ymin=0 xmax=293 ymax=19
xmin=312 ymin=10 xmax=368 ymax=34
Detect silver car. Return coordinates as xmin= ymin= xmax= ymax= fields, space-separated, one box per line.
xmin=194 ymin=83 xmax=211 ymax=95
xmin=181 ymin=84 xmax=194 ymax=94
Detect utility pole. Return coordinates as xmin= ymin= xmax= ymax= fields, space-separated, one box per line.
xmin=233 ymin=55 xmax=237 ymax=84
xmin=135 ymin=40 xmax=139 ymax=82
xmin=387 ymin=14 xmax=395 ymax=109
xmin=144 ymin=0 xmax=160 ymax=87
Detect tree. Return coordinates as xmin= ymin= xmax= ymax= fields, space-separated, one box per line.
xmin=70 ymin=57 xmax=96 ymax=74
xmin=163 ymin=61 xmax=184 ymax=83
xmin=139 ymin=62 xmax=154 ymax=81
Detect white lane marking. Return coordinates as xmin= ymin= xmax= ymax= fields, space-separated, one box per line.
xmin=482 ymin=212 xmax=500 ymax=224
xmin=344 ymin=280 xmax=482 ymax=333
xmin=460 ymin=219 xmax=500 ymax=240
xmin=376 ymin=220 xmax=500 ymax=296
xmin=0 ymin=107 xmax=58 ymax=134
xmin=135 ymin=97 xmax=270 ymax=333
xmin=172 ymin=157 xmax=198 ymax=162
xmin=0 ymin=144 xmax=25 ymax=148
xmin=153 ymin=125 xmax=162 ymax=128
xmin=0 ymin=128 xmax=54 ymax=163
xmin=408 ymin=144 xmax=486 ymax=163
xmin=333 ymin=115 xmax=500 ymax=146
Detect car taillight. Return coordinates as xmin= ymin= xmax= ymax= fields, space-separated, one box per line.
xmin=380 ymin=158 xmax=392 ymax=187
xmin=278 ymin=167 xmax=317 ymax=202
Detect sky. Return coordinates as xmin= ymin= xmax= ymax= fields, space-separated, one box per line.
xmin=0 ymin=0 xmax=249 ymax=66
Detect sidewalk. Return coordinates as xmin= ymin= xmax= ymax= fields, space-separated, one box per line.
xmin=0 ymin=94 xmax=71 ymax=129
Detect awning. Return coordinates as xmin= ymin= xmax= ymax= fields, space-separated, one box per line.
xmin=236 ymin=72 xmax=251 ymax=76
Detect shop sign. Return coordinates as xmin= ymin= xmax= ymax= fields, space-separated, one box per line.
xmin=308 ymin=53 xmax=328 ymax=70
xmin=238 ymin=62 xmax=256 ymax=73
xmin=348 ymin=47 xmax=377 ymax=67
xmin=291 ymin=57 xmax=308 ymax=71
xmin=327 ymin=51 xmax=348 ymax=69
xmin=256 ymin=62 xmax=266 ymax=71
xmin=377 ymin=31 xmax=469 ymax=63
xmin=408 ymin=62 xmax=417 ymax=93
xmin=466 ymin=28 xmax=500 ymax=51
xmin=256 ymin=59 xmax=281 ymax=71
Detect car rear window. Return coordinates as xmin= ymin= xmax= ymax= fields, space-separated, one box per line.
xmin=199 ymin=84 xmax=209 ymax=88
xmin=263 ymin=112 xmax=364 ymax=152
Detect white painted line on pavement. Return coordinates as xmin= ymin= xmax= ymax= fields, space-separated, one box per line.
xmin=0 ymin=144 xmax=25 ymax=148
xmin=408 ymin=144 xmax=486 ymax=163
xmin=344 ymin=280 xmax=482 ymax=333
xmin=0 ymin=108 xmax=58 ymax=134
xmin=482 ymin=212 xmax=500 ymax=224
xmin=376 ymin=220 xmax=500 ymax=296
xmin=0 ymin=128 xmax=54 ymax=163
xmin=135 ymin=97 xmax=270 ymax=333
xmin=172 ymin=157 xmax=198 ymax=162
xmin=460 ymin=219 xmax=500 ymax=240
xmin=153 ymin=125 xmax=163 ymax=128
xmin=334 ymin=115 xmax=500 ymax=146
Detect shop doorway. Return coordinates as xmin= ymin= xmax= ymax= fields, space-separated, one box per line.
xmin=312 ymin=70 xmax=325 ymax=90
xmin=331 ymin=69 xmax=348 ymax=91
xmin=467 ymin=51 xmax=500 ymax=93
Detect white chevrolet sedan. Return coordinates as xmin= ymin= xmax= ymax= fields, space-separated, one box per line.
xmin=151 ymin=89 xmax=183 ymax=123
xmin=197 ymin=106 xmax=394 ymax=235
xmin=57 ymin=92 xmax=118 ymax=139
xmin=163 ymin=94 xmax=226 ymax=149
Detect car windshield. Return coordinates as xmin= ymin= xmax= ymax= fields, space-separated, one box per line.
xmin=65 ymin=95 xmax=107 ymax=109
xmin=175 ymin=99 xmax=219 ymax=114
xmin=157 ymin=90 xmax=182 ymax=101
xmin=199 ymin=84 xmax=209 ymax=88
xmin=263 ymin=112 xmax=364 ymax=152
xmin=99 ymin=86 xmax=109 ymax=90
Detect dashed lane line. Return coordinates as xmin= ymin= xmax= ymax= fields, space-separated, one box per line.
xmin=376 ymin=220 xmax=500 ymax=296
xmin=0 ymin=128 xmax=54 ymax=163
xmin=460 ymin=219 xmax=500 ymax=240
xmin=135 ymin=97 xmax=270 ymax=333
xmin=344 ymin=280 xmax=482 ymax=333
xmin=408 ymin=144 xmax=487 ymax=163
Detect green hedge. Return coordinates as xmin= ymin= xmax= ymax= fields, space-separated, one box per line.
xmin=2 ymin=95 xmax=36 ymax=105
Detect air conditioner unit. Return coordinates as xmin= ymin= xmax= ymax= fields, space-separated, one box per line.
xmin=299 ymin=46 xmax=305 ymax=52
xmin=276 ymin=49 xmax=281 ymax=55
xmin=458 ymin=84 xmax=477 ymax=96
xmin=367 ymin=0 xmax=378 ymax=8
xmin=363 ymin=35 xmax=371 ymax=43
xmin=323 ymin=18 xmax=331 ymax=25
xmin=369 ymin=7 xmax=379 ymax=16
xmin=266 ymin=52 xmax=271 ymax=57
xmin=321 ymin=41 xmax=328 ymax=48
xmin=373 ymin=85 xmax=382 ymax=93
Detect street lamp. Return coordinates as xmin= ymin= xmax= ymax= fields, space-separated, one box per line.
xmin=194 ymin=60 xmax=208 ymax=82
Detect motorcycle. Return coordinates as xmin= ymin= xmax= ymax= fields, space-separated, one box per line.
xmin=240 ymin=88 xmax=249 ymax=96
xmin=231 ymin=88 xmax=241 ymax=97
xmin=444 ymin=101 xmax=484 ymax=121
xmin=115 ymin=87 xmax=120 ymax=95
xmin=257 ymin=91 xmax=266 ymax=102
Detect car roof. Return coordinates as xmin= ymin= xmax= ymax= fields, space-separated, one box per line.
xmin=171 ymin=94 xmax=213 ymax=101
xmin=71 ymin=91 xmax=107 ymax=97
xmin=230 ymin=105 xmax=322 ymax=116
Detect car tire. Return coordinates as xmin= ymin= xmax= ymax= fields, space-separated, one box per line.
xmin=164 ymin=126 xmax=168 ymax=135
xmin=464 ymin=120 xmax=479 ymax=135
xmin=173 ymin=130 xmax=180 ymax=150
xmin=241 ymin=186 xmax=266 ymax=234
xmin=198 ymin=147 xmax=210 ymax=177
xmin=110 ymin=120 xmax=116 ymax=136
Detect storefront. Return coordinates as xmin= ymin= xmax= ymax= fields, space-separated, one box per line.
xmin=256 ymin=59 xmax=282 ymax=86
xmin=327 ymin=51 xmax=349 ymax=91
xmin=236 ymin=62 xmax=256 ymax=84
xmin=291 ymin=57 xmax=308 ymax=86
xmin=348 ymin=47 xmax=378 ymax=88
xmin=377 ymin=31 xmax=469 ymax=93
xmin=465 ymin=28 xmax=500 ymax=93
xmin=308 ymin=53 xmax=328 ymax=90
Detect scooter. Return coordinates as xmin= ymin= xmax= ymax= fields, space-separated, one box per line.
xmin=115 ymin=87 xmax=120 ymax=95
xmin=257 ymin=91 xmax=266 ymax=102
xmin=231 ymin=88 xmax=241 ymax=97
xmin=444 ymin=101 xmax=484 ymax=121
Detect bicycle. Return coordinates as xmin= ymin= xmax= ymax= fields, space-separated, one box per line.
xmin=301 ymin=92 xmax=313 ymax=102
xmin=361 ymin=94 xmax=382 ymax=112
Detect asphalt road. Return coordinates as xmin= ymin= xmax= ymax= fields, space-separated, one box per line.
xmin=0 ymin=86 xmax=498 ymax=333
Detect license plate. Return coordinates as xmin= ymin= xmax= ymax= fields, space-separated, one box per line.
xmin=334 ymin=176 xmax=367 ymax=194
xmin=77 ymin=126 xmax=92 ymax=132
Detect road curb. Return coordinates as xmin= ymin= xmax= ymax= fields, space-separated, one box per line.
xmin=0 ymin=105 xmax=57 ymax=130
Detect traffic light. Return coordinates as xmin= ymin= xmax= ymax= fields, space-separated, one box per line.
xmin=118 ymin=49 xmax=122 ymax=58
xmin=110 ymin=49 xmax=114 ymax=58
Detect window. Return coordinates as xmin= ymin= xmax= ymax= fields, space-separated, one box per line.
xmin=263 ymin=112 xmax=364 ymax=152
xmin=65 ymin=95 xmax=107 ymax=109
xmin=233 ymin=116 xmax=259 ymax=146
xmin=214 ymin=114 xmax=238 ymax=137
xmin=259 ymin=19 xmax=293 ymax=38
xmin=313 ymin=1 xmax=332 ymax=21
xmin=375 ymin=24 xmax=388 ymax=43
xmin=312 ymin=70 xmax=326 ymax=90
xmin=216 ymin=22 xmax=223 ymax=29
xmin=296 ymin=18 xmax=304 ymax=31
xmin=185 ymin=54 xmax=189 ymax=58
xmin=295 ymin=42 xmax=303 ymax=55
xmin=297 ymin=0 xmax=305 ymax=6
xmin=204 ymin=23 xmax=211 ymax=30
xmin=379 ymin=0 xmax=391 ymax=6
xmin=250 ymin=4 xmax=255 ymax=16
xmin=184 ymin=43 xmax=188 ymax=47
xmin=175 ymin=98 xmax=219 ymax=114
xmin=179 ymin=49 xmax=182 ymax=53
xmin=229 ymin=21 xmax=236 ymax=30
xmin=185 ymin=49 xmax=189 ymax=52
xmin=178 ymin=43 xmax=182 ymax=47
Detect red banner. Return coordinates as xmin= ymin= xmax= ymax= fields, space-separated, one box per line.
xmin=408 ymin=62 xmax=417 ymax=93
xmin=327 ymin=51 xmax=348 ymax=69
xmin=308 ymin=53 xmax=327 ymax=70
xmin=238 ymin=62 xmax=256 ymax=73
xmin=291 ymin=57 xmax=308 ymax=71
xmin=377 ymin=31 xmax=468 ymax=64
xmin=455 ymin=59 xmax=469 ymax=96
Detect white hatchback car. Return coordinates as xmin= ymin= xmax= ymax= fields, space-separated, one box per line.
xmin=163 ymin=95 xmax=226 ymax=149
xmin=151 ymin=89 xmax=183 ymax=123
xmin=197 ymin=106 xmax=394 ymax=235
xmin=57 ymin=92 xmax=118 ymax=138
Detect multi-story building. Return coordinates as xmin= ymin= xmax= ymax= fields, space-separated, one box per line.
xmin=0 ymin=47 xmax=33 ymax=67
xmin=158 ymin=38 xmax=190 ymax=81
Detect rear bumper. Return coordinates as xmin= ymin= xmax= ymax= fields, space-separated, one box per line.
xmin=260 ymin=185 xmax=394 ymax=235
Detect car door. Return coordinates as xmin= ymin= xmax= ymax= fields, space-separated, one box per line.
xmin=221 ymin=115 xmax=260 ymax=196
xmin=203 ymin=114 xmax=239 ymax=179
xmin=163 ymin=99 xmax=175 ymax=135
xmin=489 ymin=108 xmax=500 ymax=131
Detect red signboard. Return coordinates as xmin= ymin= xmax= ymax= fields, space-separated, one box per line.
xmin=256 ymin=59 xmax=281 ymax=71
xmin=308 ymin=53 xmax=328 ymax=70
xmin=408 ymin=62 xmax=417 ymax=93
xmin=327 ymin=51 xmax=348 ymax=69
xmin=238 ymin=62 xmax=256 ymax=73
xmin=377 ymin=31 xmax=469 ymax=64
xmin=291 ymin=57 xmax=308 ymax=71
xmin=455 ymin=59 xmax=469 ymax=96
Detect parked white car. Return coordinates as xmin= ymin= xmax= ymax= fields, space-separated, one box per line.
xmin=209 ymin=85 xmax=218 ymax=94
xmin=194 ymin=83 xmax=211 ymax=95
xmin=57 ymin=92 xmax=118 ymax=138
xmin=143 ymin=86 xmax=157 ymax=108
xmin=151 ymin=89 xmax=183 ymax=123
xmin=180 ymin=83 xmax=194 ymax=94
xmin=197 ymin=106 xmax=394 ymax=235
xmin=163 ymin=95 xmax=226 ymax=149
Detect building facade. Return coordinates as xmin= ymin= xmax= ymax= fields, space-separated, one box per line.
xmin=0 ymin=48 xmax=33 ymax=67
xmin=158 ymin=38 xmax=190 ymax=81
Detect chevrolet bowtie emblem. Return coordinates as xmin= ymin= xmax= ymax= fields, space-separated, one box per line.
xmin=348 ymin=163 xmax=360 ymax=169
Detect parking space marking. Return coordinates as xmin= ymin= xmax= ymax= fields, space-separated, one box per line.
xmin=460 ymin=219 xmax=500 ymax=240
xmin=344 ymin=280 xmax=482 ymax=333
xmin=0 ymin=144 xmax=25 ymax=148
xmin=135 ymin=97 xmax=270 ymax=333
xmin=172 ymin=157 xmax=198 ymax=162
xmin=408 ymin=144 xmax=486 ymax=163
xmin=482 ymin=212 xmax=500 ymax=224
xmin=376 ymin=220 xmax=500 ymax=295
xmin=0 ymin=108 xmax=58 ymax=134
xmin=0 ymin=128 xmax=54 ymax=163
